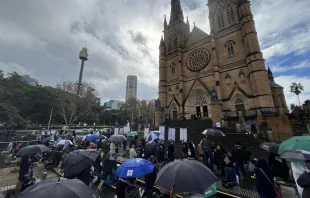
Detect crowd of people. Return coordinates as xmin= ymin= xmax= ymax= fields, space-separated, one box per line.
xmin=9 ymin=128 xmax=310 ymax=198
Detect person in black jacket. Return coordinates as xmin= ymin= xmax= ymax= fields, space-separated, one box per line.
xmin=167 ymin=140 xmax=175 ymax=161
xmin=144 ymin=156 xmax=157 ymax=197
xmin=297 ymin=161 xmax=310 ymax=198
xmin=232 ymin=143 xmax=246 ymax=177
xmin=116 ymin=178 xmax=128 ymax=198
xmin=253 ymin=158 xmax=277 ymax=198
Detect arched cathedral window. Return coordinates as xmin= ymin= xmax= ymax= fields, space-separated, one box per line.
xmin=225 ymin=40 xmax=235 ymax=57
xmin=170 ymin=62 xmax=176 ymax=75
xmin=227 ymin=6 xmax=235 ymax=24
xmin=217 ymin=11 xmax=225 ymax=29
xmin=173 ymin=35 xmax=178 ymax=49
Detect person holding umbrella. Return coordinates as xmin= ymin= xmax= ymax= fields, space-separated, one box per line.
xmin=115 ymin=158 xmax=155 ymax=198
xmin=278 ymin=136 xmax=310 ymax=197
xmin=15 ymin=155 xmax=31 ymax=196
xmin=297 ymin=160 xmax=310 ymax=198
xmin=19 ymin=177 xmax=99 ymax=198
xmin=155 ymin=159 xmax=218 ymax=197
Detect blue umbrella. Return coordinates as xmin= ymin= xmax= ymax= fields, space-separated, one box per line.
xmin=147 ymin=131 xmax=161 ymax=142
xmin=115 ymin=158 xmax=155 ymax=178
xmin=86 ymin=133 xmax=100 ymax=142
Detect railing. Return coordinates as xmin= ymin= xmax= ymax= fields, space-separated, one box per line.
xmin=261 ymin=108 xmax=279 ymax=115
xmin=223 ymin=111 xmax=239 ymax=118
xmin=244 ymin=110 xmax=257 ymax=117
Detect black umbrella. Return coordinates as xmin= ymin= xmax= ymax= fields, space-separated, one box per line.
xmin=16 ymin=144 xmax=50 ymax=156
xmin=259 ymin=142 xmax=279 ymax=154
xmin=155 ymin=159 xmax=218 ymax=195
xmin=61 ymin=149 xmax=100 ymax=178
xmin=109 ymin=134 xmax=127 ymax=142
xmin=20 ymin=177 xmax=98 ymax=198
xmin=42 ymin=137 xmax=52 ymax=144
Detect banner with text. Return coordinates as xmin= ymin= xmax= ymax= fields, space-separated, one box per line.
xmin=159 ymin=126 xmax=165 ymax=140
xmin=119 ymin=128 xmax=124 ymax=134
xmin=168 ymin=128 xmax=176 ymax=141
xmin=180 ymin=128 xmax=188 ymax=142
xmin=114 ymin=128 xmax=119 ymax=135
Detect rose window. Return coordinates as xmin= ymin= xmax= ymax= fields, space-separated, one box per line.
xmin=187 ymin=48 xmax=210 ymax=71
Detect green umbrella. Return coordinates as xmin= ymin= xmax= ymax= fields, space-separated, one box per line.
xmin=278 ymin=136 xmax=310 ymax=156
xmin=127 ymin=131 xmax=139 ymax=137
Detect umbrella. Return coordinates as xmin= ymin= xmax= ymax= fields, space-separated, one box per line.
xmin=280 ymin=150 xmax=310 ymax=161
xmin=155 ymin=159 xmax=218 ymax=195
xmin=259 ymin=142 xmax=279 ymax=154
xmin=16 ymin=144 xmax=50 ymax=156
xmin=109 ymin=134 xmax=127 ymax=142
xmin=201 ymin=129 xmax=225 ymax=136
xmin=127 ymin=131 xmax=139 ymax=137
xmin=61 ymin=149 xmax=101 ymax=178
xmin=20 ymin=177 xmax=98 ymax=198
xmin=147 ymin=131 xmax=161 ymax=142
xmin=115 ymin=158 xmax=155 ymax=178
xmin=278 ymin=136 xmax=310 ymax=155
xmin=42 ymin=137 xmax=52 ymax=144
xmin=57 ymin=140 xmax=73 ymax=148
xmin=86 ymin=133 xmax=100 ymax=142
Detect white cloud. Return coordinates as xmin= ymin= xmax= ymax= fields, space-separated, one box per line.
xmin=0 ymin=0 xmax=309 ymax=103
xmin=270 ymin=60 xmax=310 ymax=73
xmin=0 ymin=61 xmax=31 ymax=76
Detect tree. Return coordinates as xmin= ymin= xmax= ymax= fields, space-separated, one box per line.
xmin=0 ymin=70 xmax=3 ymax=79
xmin=57 ymin=81 xmax=99 ymax=126
xmin=290 ymin=82 xmax=304 ymax=106
xmin=0 ymin=103 xmax=28 ymax=128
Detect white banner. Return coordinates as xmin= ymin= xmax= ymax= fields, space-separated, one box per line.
xmin=168 ymin=128 xmax=175 ymax=141
xmin=180 ymin=128 xmax=188 ymax=142
xmin=119 ymin=128 xmax=124 ymax=134
xmin=114 ymin=128 xmax=119 ymax=135
xmin=159 ymin=125 xmax=165 ymax=140
xmin=144 ymin=128 xmax=149 ymax=139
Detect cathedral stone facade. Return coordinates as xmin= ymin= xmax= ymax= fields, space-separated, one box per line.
xmin=155 ymin=0 xmax=292 ymax=137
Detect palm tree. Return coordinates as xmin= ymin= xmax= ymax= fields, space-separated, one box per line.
xmin=290 ymin=82 xmax=304 ymax=106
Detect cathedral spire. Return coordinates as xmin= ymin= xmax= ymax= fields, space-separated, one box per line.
xmin=164 ymin=15 xmax=167 ymax=29
xmin=268 ymin=66 xmax=274 ymax=82
xmin=169 ymin=0 xmax=184 ymax=24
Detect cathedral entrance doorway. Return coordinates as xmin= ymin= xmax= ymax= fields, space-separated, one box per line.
xmin=184 ymin=89 xmax=211 ymax=119
xmin=195 ymin=105 xmax=208 ymax=118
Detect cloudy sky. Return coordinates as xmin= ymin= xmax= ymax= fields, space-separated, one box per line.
xmin=0 ymin=0 xmax=309 ymax=106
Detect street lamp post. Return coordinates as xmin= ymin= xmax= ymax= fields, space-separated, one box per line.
xmin=77 ymin=47 xmax=88 ymax=95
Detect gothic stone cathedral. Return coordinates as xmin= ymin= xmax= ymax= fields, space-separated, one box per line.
xmin=155 ymin=0 xmax=292 ymax=137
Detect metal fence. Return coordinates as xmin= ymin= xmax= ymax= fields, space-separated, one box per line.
xmin=0 ymin=141 xmax=38 ymax=194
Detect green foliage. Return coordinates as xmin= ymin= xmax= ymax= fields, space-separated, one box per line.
xmin=290 ymin=82 xmax=304 ymax=106
xmin=99 ymin=98 xmax=155 ymax=128
xmin=0 ymin=71 xmax=100 ymax=128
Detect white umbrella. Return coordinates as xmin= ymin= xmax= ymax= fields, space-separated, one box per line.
xmin=57 ymin=140 xmax=73 ymax=148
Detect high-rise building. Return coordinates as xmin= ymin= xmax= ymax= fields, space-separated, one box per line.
xmin=126 ymin=75 xmax=137 ymax=101
xmin=103 ymin=100 xmax=124 ymax=110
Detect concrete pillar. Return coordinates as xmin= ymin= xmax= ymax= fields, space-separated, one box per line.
xmin=210 ymin=101 xmax=223 ymax=126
